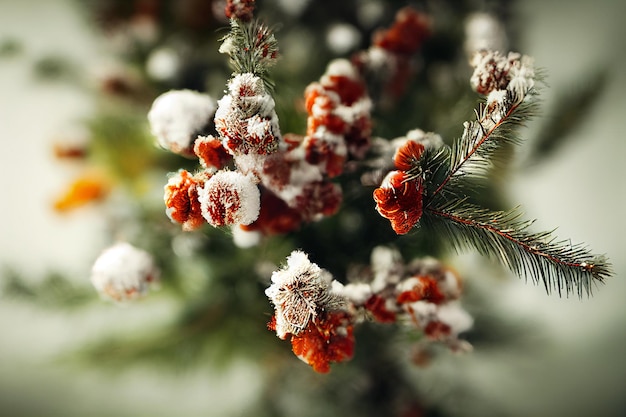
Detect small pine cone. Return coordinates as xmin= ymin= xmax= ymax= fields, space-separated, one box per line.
xmin=265 ymin=250 xmax=331 ymax=338
xmin=470 ymin=50 xmax=534 ymax=100
xmin=289 ymin=312 xmax=355 ymax=373
xmin=469 ymin=50 xmax=512 ymax=95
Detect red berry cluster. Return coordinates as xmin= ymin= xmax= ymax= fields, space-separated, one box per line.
xmin=303 ymin=60 xmax=372 ymax=176
xmin=214 ymin=73 xmax=281 ymax=157
xmin=236 ymin=59 xmax=374 ymax=237
xmin=266 ymin=248 xmax=472 ymax=372
xmin=162 ymin=6 xmax=434 ymax=242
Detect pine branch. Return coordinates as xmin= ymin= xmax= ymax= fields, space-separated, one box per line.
xmin=429 ymin=90 xmax=539 ymax=203
xmin=405 ymin=56 xmax=614 ymax=296
xmin=422 ymin=201 xmax=611 ymax=297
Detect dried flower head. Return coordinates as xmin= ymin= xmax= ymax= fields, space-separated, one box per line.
xmin=265 ymin=250 xmax=342 ymax=339
xmin=349 ymin=7 xmax=429 ymax=100
xmin=470 ymin=50 xmax=535 ymax=103
xmin=373 ymin=170 xmax=423 ymax=235
xmin=193 ymin=135 xmax=232 ymax=170
xmin=164 ymin=169 xmax=208 ymax=231
xmin=372 ymin=7 xmax=430 ymax=55
xmin=198 ymin=170 xmax=260 ymax=227
xmin=241 ymin=190 xmax=303 ymax=235
xmin=148 ymin=89 xmax=217 ymax=156
xmin=320 ymin=59 xmax=367 ymax=106
xmin=90 ymin=242 xmax=159 ymax=302
xmin=393 ymin=139 xmax=425 ymax=171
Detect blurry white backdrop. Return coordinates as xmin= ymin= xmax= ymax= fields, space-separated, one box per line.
xmin=0 ymin=0 xmax=625 ymax=416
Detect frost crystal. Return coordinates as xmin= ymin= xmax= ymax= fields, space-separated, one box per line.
xmin=148 ymin=90 xmax=217 ymax=156
xmin=232 ymin=225 xmax=262 ymax=248
xmin=198 ymin=170 xmax=260 ymax=227
xmin=90 ymin=242 xmax=159 ymax=302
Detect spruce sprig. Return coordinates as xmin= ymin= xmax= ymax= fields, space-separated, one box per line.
xmin=422 ymin=201 xmax=611 ymax=297
xmin=220 ymin=18 xmax=279 ymax=90
xmin=420 ymin=77 xmax=611 ymax=297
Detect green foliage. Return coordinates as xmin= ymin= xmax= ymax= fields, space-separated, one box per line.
xmin=423 ymin=202 xmax=610 ymax=297
xmin=0 ymin=37 xmax=22 ymax=57
xmin=1 ymin=268 xmax=93 ymax=309
xmin=220 ymin=18 xmax=279 ymax=89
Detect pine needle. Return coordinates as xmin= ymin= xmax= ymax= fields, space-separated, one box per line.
xmin=423 ymin=201 xmax=611 ymax=297
xmin=429 ymin=91 xmax=540 ymax=202
xmin=220 ymin=19 xmax=279 ymax=90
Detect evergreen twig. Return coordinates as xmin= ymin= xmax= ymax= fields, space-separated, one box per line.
xmin=418 ymin=71 xmax=611 ymax=296
xmin=423 ymin=200 xmax=611 ymax=297
xmin=220 ymin=18 xmax=279 ymax=90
